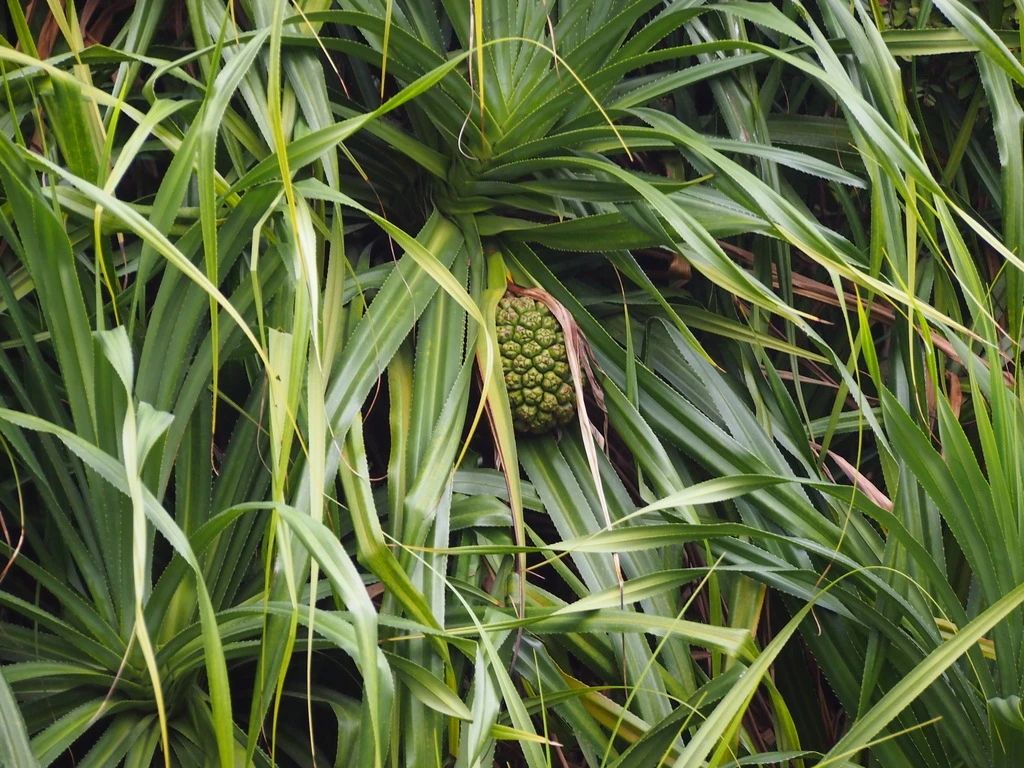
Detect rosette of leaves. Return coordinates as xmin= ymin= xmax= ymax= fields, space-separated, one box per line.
xmin=3 ymin=1 xmax=1024 ymax=767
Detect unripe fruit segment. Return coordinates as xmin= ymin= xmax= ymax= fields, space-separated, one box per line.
xmin=497 ymin=295 xmax=577 ymax=434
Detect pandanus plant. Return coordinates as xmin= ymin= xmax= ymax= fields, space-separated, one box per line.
xmin=2 ymin=0 xmax=1024 ymax=766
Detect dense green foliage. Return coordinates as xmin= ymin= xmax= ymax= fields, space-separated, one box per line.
xmin=0 ymin=0 xmax=1022 ymax=766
